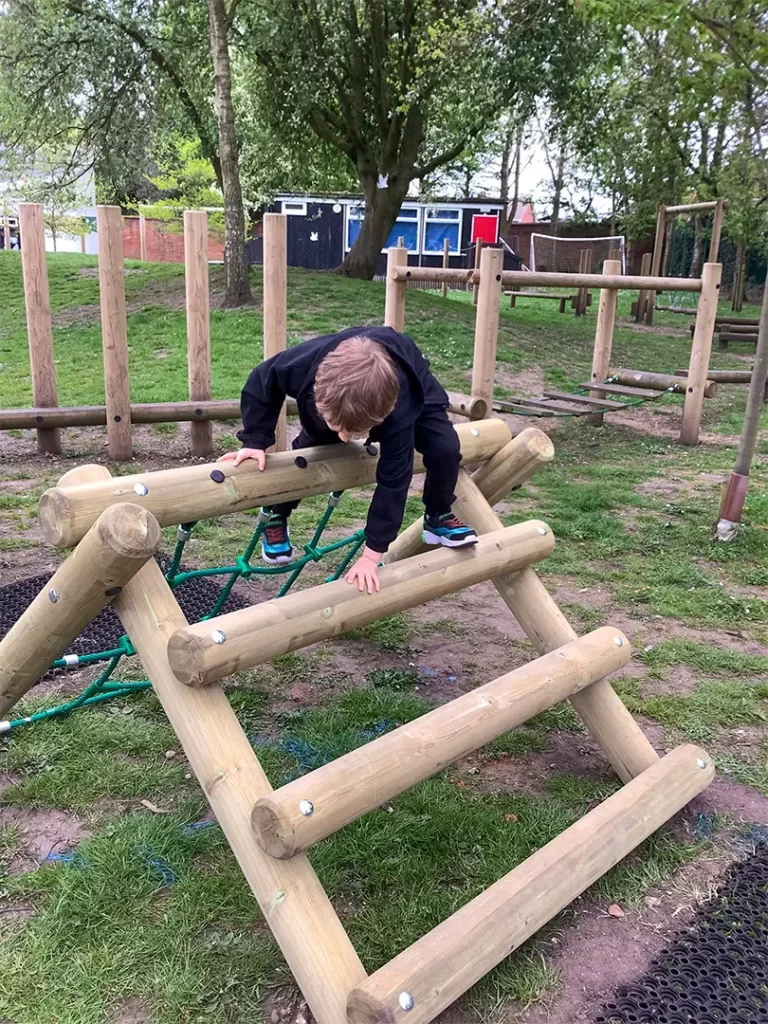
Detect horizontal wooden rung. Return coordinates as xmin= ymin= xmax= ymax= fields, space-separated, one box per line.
xmin=495 ymin=398 xmax=596 ymax=415
xmin=251 ymin=627 xmax=632 ymax=859
xmin=578 ymin=383 xmax=665 ymax=399
xmin=542 ymin=390 xmax=627 ymax=410
xmin=347 ymin=744 xmax=715 ymax=1024
xmin=503 ymin=291 xmax=574 ymax=299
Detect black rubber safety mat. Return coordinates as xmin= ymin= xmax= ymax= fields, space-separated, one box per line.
xmin=0 ymin=560 xmax=254 ymax=666
xmin=595 ymin=842 xmax=768 ymax=1024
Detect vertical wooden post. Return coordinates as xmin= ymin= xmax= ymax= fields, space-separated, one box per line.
xmin=681 ymin=262 xmax=722 ymax=446
xmin=18 ymin=203 xmax=61 ymax=455
xmin=575 ymin=248 xmax=591 ymax=316
xmin=441 ymin=236 xmax=450 ymax=298
xmin=470 ymin=246 xmax=504 ymax=413
xmin=588 ymin=259 xmax=622 ymax=426
xmin=184 ymin=210 xmax=213 ymax=458
xmin=635 ymin=252 xmax=652 ymax=322
xmin=472 ymin=237 xmax=483 ymax=305
xmin=263 ymin=213 xmax=287 ymax=453
xmin=96 ymin=205 xmax=133 ymax=461
xmin=645 ymin=205 xmax=667 ymax=324
xmin=384 ymin=245 xmax=408 ymax=331
xmin=138 ymin=209 xmax=147 ymax=262
xmin=708 ymin=198 xmax=725 ymax=263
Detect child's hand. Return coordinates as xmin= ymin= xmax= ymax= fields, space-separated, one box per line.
xmin=346 ymin=547 xmax=383 ymax=594
xmin=218 ymin=448 xmax=266 ymax=470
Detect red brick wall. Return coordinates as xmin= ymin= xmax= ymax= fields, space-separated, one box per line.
xmin=122 ymin=217 xmax=224 ymax=263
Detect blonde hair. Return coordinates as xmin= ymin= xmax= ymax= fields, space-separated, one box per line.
xmin=314 ymin=336 xmax=399 ymax=434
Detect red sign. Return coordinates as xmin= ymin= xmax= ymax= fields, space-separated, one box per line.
xmin=471 ymin=214 xmax=499 ymax=245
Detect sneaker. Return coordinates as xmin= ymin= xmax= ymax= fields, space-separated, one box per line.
xmin=422 ymin=512 xmax=478 ymax=548
xmin=261 ymin=514 xmax=295 ymax=564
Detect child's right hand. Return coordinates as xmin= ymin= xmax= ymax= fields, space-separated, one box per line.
xmin=218 ymin=448 xmax=267 ymax=470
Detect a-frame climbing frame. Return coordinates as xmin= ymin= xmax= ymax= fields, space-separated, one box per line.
xmin=0 ymin=419 xmax=714 ymax=1024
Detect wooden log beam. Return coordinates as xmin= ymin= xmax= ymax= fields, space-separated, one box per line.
xmin=38 ymin=419 xmax=510 ymax=548
xmin=681 ymin=262 xmax=723 ymax=445
xmin=18 ymin=203 xmax=61 ymax=455
xmin=168 ymin=522 xmax=555 ymax=688
xmin=452 ymin=472 xmax=659 ymax=781
xmin=382 ymin=429 xmax=554 ymax=566
xmin=347 ymin=744 xmax=714 ymax=1024
xmin=252 ymin=627 xmax=631 ymax=858
xmin=609 ymin=368 xmax=718 ymax=399
xmin=263 ymin=213 xmax=288 ymax=452
xmin=0 ymin=401 xmax=242 ymax=430
xmin=384 ymin=246 xmax=409 ymax=331
xmin=97 ymin=205 xmax=133 ymax=461
xmin=675 ymin=369 xmax=753 ymax=384
xmin=184 ymin=210 xmax=213 ymax=457
xmin=588 ymin=259 xmax=621 ymax=424
xmin=0 ymin=503 xmax=161 ymax=720
xmin=666 ymin=200 xmax=725 ymax=214
xmin=389 ymin=267 xmax=702 ymax=292
xmin=113 ymin=552 xmax=367 ymax=1024
xmin=470 ymin=246 xmax=504 ymax=412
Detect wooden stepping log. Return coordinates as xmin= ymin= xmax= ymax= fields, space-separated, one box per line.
xmin=542 ymin=390 xmax=627 ymax=410
xmin=495 ymin=397 xmax=596 ymax=416
xmin=579 ymin=382 xmax=665 ymax=399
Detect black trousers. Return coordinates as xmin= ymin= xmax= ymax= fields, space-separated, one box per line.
xmin=272 ymin=405 xmax=461 ymax=520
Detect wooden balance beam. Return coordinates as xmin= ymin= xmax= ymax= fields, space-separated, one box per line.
xmin=38 ymin=419 xmax=510 ymax=548
xmin=252 ymin=627 xmax=631 ymax=858
xmin=167 ymin=522 xmax=554 ymax=688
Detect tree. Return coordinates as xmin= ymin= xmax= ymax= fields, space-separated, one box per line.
xmin=243 ymin=0 xmax=592 ymax=278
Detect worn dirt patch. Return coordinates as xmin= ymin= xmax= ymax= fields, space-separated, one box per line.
xmin=0 ymin=805 xmax=89 ymax=873
xmin=107 ymin=996 xmax=152 ymax=1024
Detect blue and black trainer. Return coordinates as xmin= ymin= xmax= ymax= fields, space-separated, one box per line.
xmin=422 ymin=511 xmax=478 ymax=548
xmin=261 ymin=514 xmax=295 ymax=564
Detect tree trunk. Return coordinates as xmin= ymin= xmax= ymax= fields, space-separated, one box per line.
xmin=550 ymin=151 xmax=565 ymax=234
xmin=690 ymin=214 xmax=705 ymax=279
xmin=501 ymin=126 xmax=523 ymax=237
xmin=207 ymin=0 xmax=252 ymax=307
xmin=337 ymin=178 xmax=408 ymax=279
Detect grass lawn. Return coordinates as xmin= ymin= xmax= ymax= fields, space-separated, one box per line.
xmin=0 ymin=250 xmax=767 ymax=1024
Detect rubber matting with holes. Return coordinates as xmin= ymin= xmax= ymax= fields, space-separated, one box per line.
xmin=0 ymin=560 xmax=254 ymax=670
xmin=595 ymin=842 xmax=768 ymax=1024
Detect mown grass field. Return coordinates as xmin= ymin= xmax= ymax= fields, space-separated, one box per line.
xmin=0 ymin=250 xmax=767 ymax=1024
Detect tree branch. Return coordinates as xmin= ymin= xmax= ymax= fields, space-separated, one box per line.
xmin=413 ymin=134 xmax=471 ymax=178
xmin=309 ymin=108 xmax=356 ymax=158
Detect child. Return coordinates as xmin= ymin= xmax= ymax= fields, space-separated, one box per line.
xmin=219 ymin=326 xmax=477 ymax=593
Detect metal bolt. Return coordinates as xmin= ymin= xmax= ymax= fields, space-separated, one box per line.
xmin=537 ymin=526 xmax=547 ymax=536
xmin=697 ymin=757 xmax=707 ymax=769
xmin=470 ymin=427 xmax=480 ymax=437
xmin=299 ymin=799 xmax=314 ymax=817
xmin=399 ymin=992 xmax=415 ymax=1012
xmin=366 ymin=443 xmax=378 ymax=457
xmin=295 ymin=456 xmax=308 ymax=469
xmin=613 ymin=636 xmax=624 ymax=647
xmin=209 ymin=469 xmax=226 ymax=484
xmin=133 ymin=483 xmax=149 ymax=497
xmin=48 ymin=588 xmax=59 ymax=603
xmin=104 ymin=586 xmax=123 ymax=597
xmin=211 ymin=629 xmax=226 ymax=645
xmin=63 ymin=654 xmax=79 ymax=667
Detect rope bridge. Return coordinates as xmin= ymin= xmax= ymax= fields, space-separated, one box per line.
xmin=1 ymin=493 xmax=365 ymax=732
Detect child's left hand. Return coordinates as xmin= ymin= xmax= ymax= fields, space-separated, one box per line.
xmin=347 ymin=547 xmax=383 ymax=594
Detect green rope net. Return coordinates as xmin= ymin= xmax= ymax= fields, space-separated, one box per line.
xmin=8 ymin=493 xmax=366 ymax=732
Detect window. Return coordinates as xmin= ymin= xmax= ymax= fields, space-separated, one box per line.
xmin=281 ymin=201 xmax=307 ymax=216
xmin=346 ymin=205 xmax=421 ymax=252
xmin=423 ymin=207 xmax=462 ymax=254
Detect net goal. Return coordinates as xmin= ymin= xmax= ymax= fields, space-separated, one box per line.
xmin=529 ymin=233 xmax=626 ymax=274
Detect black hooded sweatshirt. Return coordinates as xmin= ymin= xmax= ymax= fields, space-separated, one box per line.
xmin=237 ymin=325 xmax=449 ymax=552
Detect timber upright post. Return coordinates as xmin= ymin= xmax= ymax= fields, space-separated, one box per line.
xmin=645 ymin=205 xmax=667 ymax=324
xmin=574 ymin=248 xmax=591 ymax=315
xmin=18 ymin=203 xmax=61 ymax=455
xmin=588 ymin=258 xmax=622 ymax=425
xmin=384 ymin=244 xmax=408 ymax=331
xmin=708 ymin=198 xmax=726 ymax=263
xmin=184 ymin=210 xmax=213 ymax=458
xmin=441 ymin=236 xmax=450 ymax=298
xmin=263 ymin=213 xmax=288 ymax=452
xmin=96 ymin=205 xmax=133 ymax=461
xmin=138 ymin=209 xmax=147 ymax=262
xmin=470 ymin=246 xmax=504 ymax=415
xmin=635 ymin=252 xmax=652 ymax=322
xmin=680 ymin=262 xmax=722 ymax=445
